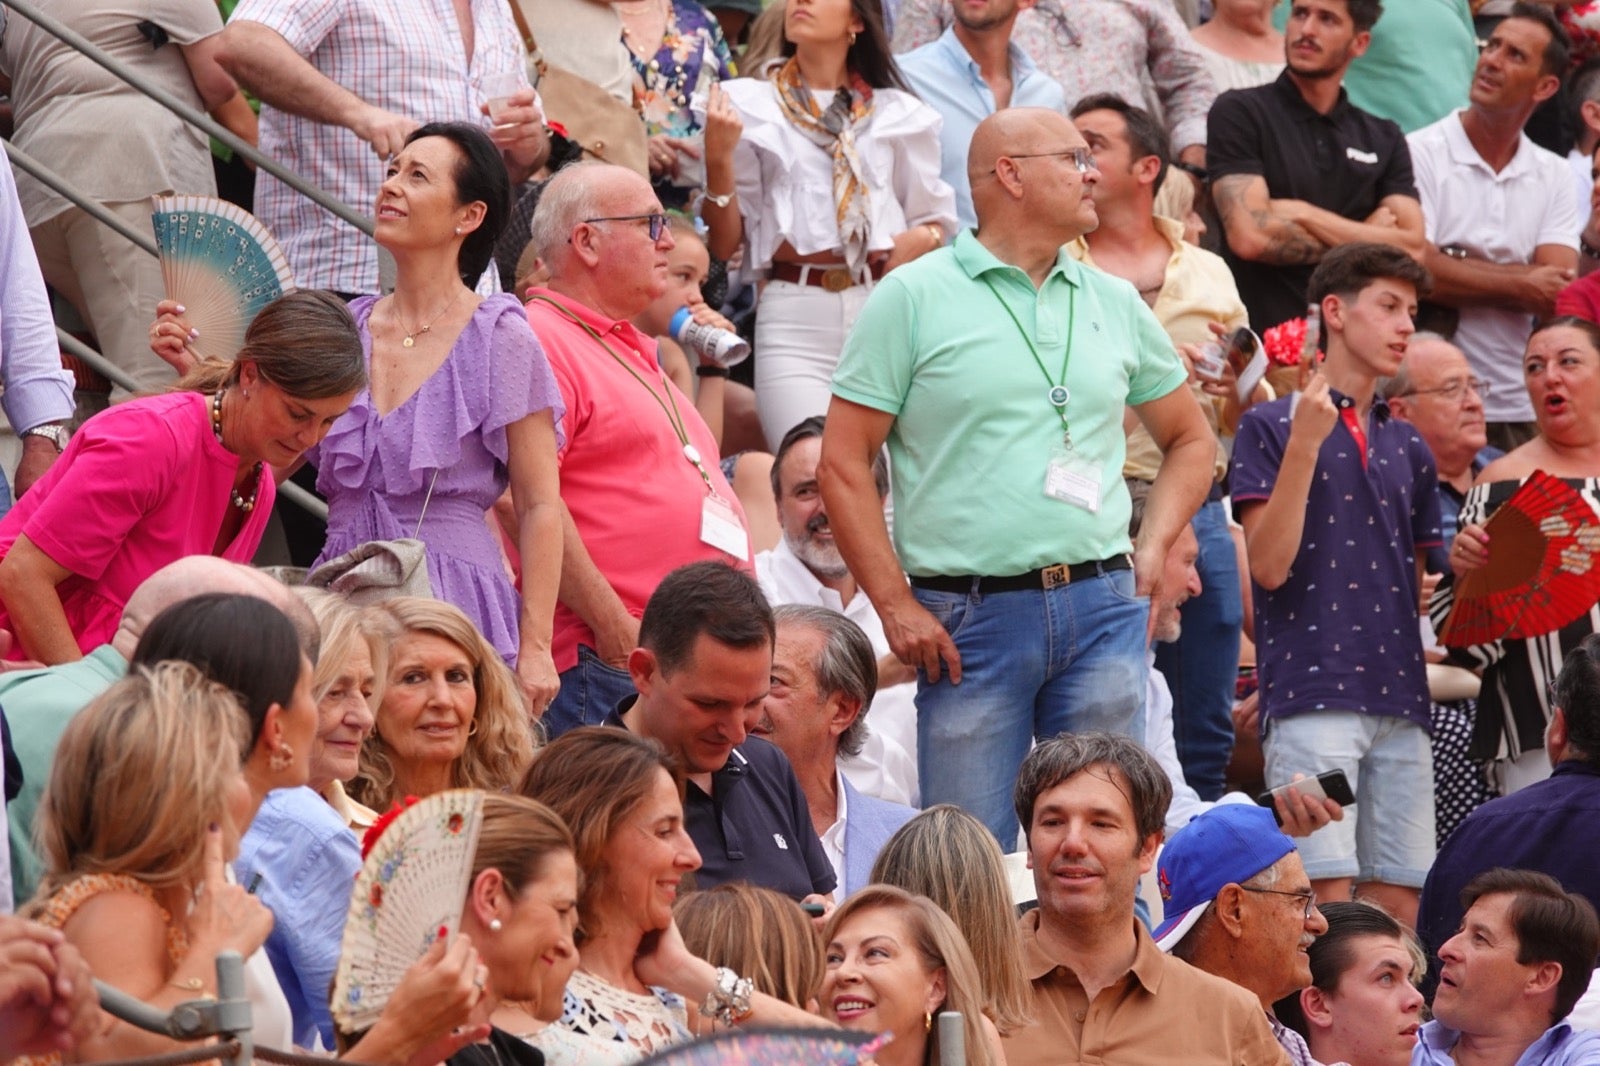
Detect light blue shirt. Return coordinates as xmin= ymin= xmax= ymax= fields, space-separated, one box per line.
xmin=236 ymin=786 xmax=361 ymax=1050
xmin=1413 ymin=1021 xmax=1600 ymax=1066
xmin=897 ymin=27 xmax=1067 ymax=230
xmin=0 ymin=152 xmax=75 ymax=438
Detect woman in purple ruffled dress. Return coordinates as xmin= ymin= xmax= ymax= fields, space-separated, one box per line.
xmin=312 ymin=122 xmax=564 ymax=711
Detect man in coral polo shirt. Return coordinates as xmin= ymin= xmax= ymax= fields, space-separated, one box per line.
xmin=525 ymin=162 xmax=753 ymax=737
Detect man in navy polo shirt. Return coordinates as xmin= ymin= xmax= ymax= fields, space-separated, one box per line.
xmin=1231 ymin=242 xmax=1441 ymax=929
xmin=1207 ymin=0 xmax=1425 ymax=334
xmin=605 ymin=560 xmax=836 ymax=904
xmin=1417 ymin=633 xmax=1600 ymax=995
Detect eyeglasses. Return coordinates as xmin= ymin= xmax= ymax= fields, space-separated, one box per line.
xmin=991 ymin=147 xmax=1097 ymax=175
xmin=1398 ymin=377 xmax=1491 ymax=402
xmin=581 ymin=212 xmax=669 ymax=242
xmin=1241 ymin=886 xmax=1320 ymax=920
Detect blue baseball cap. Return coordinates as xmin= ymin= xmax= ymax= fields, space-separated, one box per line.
xmin=1152 ymin=804 xmax=1296 ymax=952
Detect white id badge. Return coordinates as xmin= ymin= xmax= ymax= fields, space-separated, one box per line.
xmin=1044 ymin=441 xmax=1102 ymax=512
xmin=700 ymin=493 xmax=750 ymax=557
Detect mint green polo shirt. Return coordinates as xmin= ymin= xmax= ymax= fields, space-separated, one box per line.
xmin=1273 ymin=0 xmax=1475 ymax=134
xmin=831 ymin=230 xmax=1187 ymax=578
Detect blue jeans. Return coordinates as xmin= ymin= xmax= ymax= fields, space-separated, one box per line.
xmin=914 ymin=567 xmax=1149 ymax=845
xmin=543 ymin=645 xmax=637 ymax=739
xmin=1153 ymin=499 xmax=1243 ymax=800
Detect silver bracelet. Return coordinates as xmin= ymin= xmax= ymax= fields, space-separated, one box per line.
xmin=701 ymin=966 xmax=754 ymax=1027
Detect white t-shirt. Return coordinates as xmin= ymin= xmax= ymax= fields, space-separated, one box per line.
xmin=1409 ymin=112 xmax=1583 ymax=422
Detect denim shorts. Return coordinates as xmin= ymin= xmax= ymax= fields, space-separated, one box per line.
xmin=1264 ymin=709 xmax=1436 ymax=887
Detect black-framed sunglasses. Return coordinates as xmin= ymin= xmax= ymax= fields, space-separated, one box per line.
xmin=581 ymin=212 xmax=669 ymax=241
xmin=991 ymin=147 xmax=1096 ymax=175
xmin=1241 ymin=886 xmax=1320 ymax=920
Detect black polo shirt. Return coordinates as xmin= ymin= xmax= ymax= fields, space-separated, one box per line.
xmin=1207 ymin=70 xmax=1419 ymax=332
xmin=604 ymin=699 xmax=836 ymax=901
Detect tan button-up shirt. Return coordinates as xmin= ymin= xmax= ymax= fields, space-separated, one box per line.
xmin=1002 ymin=910 xmax=1291 ymax=1066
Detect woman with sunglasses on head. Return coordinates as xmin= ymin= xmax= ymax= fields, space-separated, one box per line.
xmin=700 ymin=0 xmax=955 ymax=449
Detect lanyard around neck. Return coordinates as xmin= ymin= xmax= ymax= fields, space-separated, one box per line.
xmin=981 ymin=274 xmax=1077 ymax=441
xmin=531 ymin=294 xmax=714 ymax=491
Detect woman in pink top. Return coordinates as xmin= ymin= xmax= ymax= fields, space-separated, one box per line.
xmin=0 ymin=290 xmax=364 ymax=662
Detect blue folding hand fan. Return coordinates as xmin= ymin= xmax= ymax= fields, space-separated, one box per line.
xmin=150 ymin=195 xmax=295 ymax=362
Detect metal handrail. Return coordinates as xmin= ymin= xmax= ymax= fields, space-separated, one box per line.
xmin=4 ymin=143 xmax=159 ymax=256
xmin=55 ymin=331 xmax=331 ymax=522
xmin=98 ymin=950 xmax=252 ymax=1066
xmin=0 ymin=0 xmax=374 ymax=238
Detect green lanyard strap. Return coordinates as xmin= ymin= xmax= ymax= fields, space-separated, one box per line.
xmin=980 ymin=274 xmax=1076 ymax=441
xmin=530 ymin=294 xmax=714 ymax=491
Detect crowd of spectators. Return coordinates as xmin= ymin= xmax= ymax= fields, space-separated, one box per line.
xmin=9 ymin=0 xmax=1600 ymax=1064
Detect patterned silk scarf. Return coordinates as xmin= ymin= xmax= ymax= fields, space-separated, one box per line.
xmin=772 ymin=57 xmax=876 ymax=278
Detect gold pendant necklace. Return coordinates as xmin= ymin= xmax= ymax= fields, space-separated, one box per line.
xmin=395 ymin=288 xmax=467 ymax=348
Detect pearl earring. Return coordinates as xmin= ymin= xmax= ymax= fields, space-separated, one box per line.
xmin=454 ymin=226 xmax=462 ymax=235
xmin=489 ymin=919 xmax=503 ymax=932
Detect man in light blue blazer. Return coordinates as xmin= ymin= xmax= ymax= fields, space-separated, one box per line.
xmin=753 ymin=605 xmax=918 ymax=900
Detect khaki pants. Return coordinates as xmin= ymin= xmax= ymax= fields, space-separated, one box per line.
xmin=30 ymin=200 xmax=179 ymax=401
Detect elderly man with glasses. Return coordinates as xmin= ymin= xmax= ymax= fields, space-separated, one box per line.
xmin=820 ymin=107 xmax=1214 ymax=845
xmin=525 ymin=162 xmax=755 ymax=738
xmin=1157 ymin=804 xmax=1330 ymax=1066
xmin=1384 ymin=332 xmax=1501 ymax=844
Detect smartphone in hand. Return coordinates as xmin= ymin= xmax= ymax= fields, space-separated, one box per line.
xmin=1255 ymin=768 xmax=1355 ymax=825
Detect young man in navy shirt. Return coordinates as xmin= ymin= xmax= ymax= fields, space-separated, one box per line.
xmin=1231 ymin=242 xmax=1441 ymax=928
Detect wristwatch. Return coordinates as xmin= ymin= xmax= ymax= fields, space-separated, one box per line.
xmin=701 ymin=188 xmax=735 ymax=209
xmin=22 ymin=423 xmax=68 ymax=451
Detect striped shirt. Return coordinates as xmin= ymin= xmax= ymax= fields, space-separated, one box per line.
xmin=1429 ymin=476 xmax=1600 ymax=763
xmin=231 ymin=0 xmax=530 ymax=293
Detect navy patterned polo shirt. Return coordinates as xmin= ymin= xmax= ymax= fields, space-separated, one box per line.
xmin=1231 ymin=390 xmax=1443 ymax=732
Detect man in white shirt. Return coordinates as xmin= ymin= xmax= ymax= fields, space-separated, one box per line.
xmin=755 ymin=415 xmax=918 ymax=805
xmin=1407 ymin=4 xmax=1582 ymax=452
xmin=753 ymin=605 xmax=917 ymax=901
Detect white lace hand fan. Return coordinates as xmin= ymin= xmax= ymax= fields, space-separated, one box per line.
xmin=331 ymin=789 xmax=485 ymax=1033
xmin=149 ymin=195 xmax=295 ymax=362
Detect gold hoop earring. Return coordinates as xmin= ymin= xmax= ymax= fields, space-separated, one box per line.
xmin=467 ymin=719 xmax=480 ymax=737
xmin=848 ymin=29 xmax=857 ymax=44
xmin=269 ymin=742 xmax=294 ymax=773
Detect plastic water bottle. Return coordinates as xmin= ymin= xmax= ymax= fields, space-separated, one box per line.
xmin=670 ymin=307 xmax=750 ymax=368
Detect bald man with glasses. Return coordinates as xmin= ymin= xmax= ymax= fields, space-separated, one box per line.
xmin=820 ymin=108 xmax=1215 ymax=844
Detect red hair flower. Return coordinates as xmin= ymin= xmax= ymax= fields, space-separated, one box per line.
xmin=361 ymin=796 xmax=420 ymax=860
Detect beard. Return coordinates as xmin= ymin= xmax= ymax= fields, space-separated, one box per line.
xmin=787 ymin=516 xmax=850 ymax=579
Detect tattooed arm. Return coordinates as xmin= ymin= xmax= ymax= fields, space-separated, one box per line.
xmin=1211 ymin=173 xmax=1327 ymax=266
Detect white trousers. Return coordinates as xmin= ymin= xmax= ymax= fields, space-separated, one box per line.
xmin=753 ymin=278 xmax=871 ymax=451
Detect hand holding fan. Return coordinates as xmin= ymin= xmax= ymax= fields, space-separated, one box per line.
xmin=331 ymin=789 xmax=485 ymax=1032
xmin=149 ymin=195 xmax=294 ymax=362
xmin=1438 ymin=470 xmax=1600 ymax=646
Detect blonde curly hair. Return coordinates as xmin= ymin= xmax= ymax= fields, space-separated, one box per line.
xmin=350 ymin=597 xmax=535 ymax=809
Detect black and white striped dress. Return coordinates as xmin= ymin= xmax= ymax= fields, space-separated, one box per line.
xmin=1429 ymin=476 xmax=1600 ymax=764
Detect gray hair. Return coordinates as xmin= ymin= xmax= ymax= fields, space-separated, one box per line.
xmin=772 ymin=604 xmax=878 ymax=758
xmin=1381 ymin=330 xmax=1453 ymax=399
xmin=1168 ymin=849 xmax=1287 ymax=962
xmin=528 ymin=161 xmax=605 ymax=267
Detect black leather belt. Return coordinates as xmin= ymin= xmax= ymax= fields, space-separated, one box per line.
xmin=909 ymin=554 xmax=1132 ymax=594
